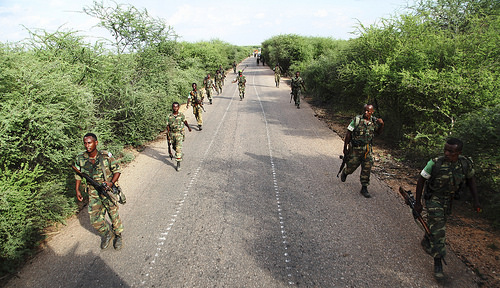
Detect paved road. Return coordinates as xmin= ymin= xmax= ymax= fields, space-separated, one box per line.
xmin=5 ymin=58 xmax=479 ymax=287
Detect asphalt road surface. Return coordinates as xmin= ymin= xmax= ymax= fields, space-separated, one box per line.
xmin=5 ymin=58 xmax=480 ymax=287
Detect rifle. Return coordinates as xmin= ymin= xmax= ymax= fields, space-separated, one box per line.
xmin=337 ymin=149 xmax=350 ymax=178
xmin=71 ymin=165 xmax=119 ymax=206
xmin=398 ymin=187 xmax=432 ymax=239
xmin=167 ymin=138 xmax=173 ymax=160
xmin=290 ymin=92 xmax=293 ymax=103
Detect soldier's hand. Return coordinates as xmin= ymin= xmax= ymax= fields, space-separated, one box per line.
xmin=76 ymin=191 xmax=84 ymax=202
xmin=377 ymin=118 xmax=384 ymax=125
xmin=414 ymin=202 xmax=423 ymax=214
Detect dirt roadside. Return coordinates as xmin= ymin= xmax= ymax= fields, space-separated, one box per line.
xmin=308 ymin=99 xmax=500 ymax=288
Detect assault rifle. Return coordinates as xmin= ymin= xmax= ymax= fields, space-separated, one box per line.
xmin=167 ymin=139 xmax=173 ymax=160
xmin=398 ymin=187 xmax=432 ymax=239
xmin=337 ymin=149 xmax=349 ymax=178
xmin=71 ymin=165 xmax=119 ymax=205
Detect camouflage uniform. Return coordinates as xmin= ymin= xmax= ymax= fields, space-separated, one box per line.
xmin=236 ymin=74 xmax=246 ymax=100
xmin=167 ymin=112 xmax=187 ymax=162
xmin=215 ymin=72 xmax=223 ymax=94
xmin=188 ymin=89 xmax=203 ymax=126
xmin=205 ymin=78 xmax=214 ymax=103
xmin=291 ymin=75 xmax=304 ymax=106
xmin=420 ymin=156 xmax=474 ymax=258
xmin=343 ymin=115 xmax=382 ymax=186
xmin=273 ymin=66 xmax=281 ymax=87
xmin=74 ymin=151 xmax=123 ymax=236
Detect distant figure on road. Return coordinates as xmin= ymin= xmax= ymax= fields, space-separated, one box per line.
xmin=232 ymin=61 xmax=237 ymax=74
xmin=204 ymin=73 xmax=216 ymax=105
xmin=414 ymin=138 xmax=480 ymax=280
xmin=215 ymin=69 xmax=223 ymax=95
xmin=167 ymin=102 xmax=192 ymax=171
xmin=218 ymin=65 xmax=226 ymax=85
xmin=273 ymin=63 xmax=282 ymax=87
xmin=232 ymin=70 xmax=246 ymax=100
xmin=186 ymin=83 xmax=204 ymax=130
xmin=74 ymin=133 xmax=124 ymax=251
xmin=340 ymin=104 xmax=384 ymax=198
xmin=290 ymin=71 xmax=305 ymax=108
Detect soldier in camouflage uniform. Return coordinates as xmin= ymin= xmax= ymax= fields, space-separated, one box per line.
xmin=167 ymin=102 xmax=192 ymax=171
xmin=414 ymin=138 xmax=480 ymax=280
xmin=186 ymin=82 xmax=204 ymax=130
xmin=204 ymin=73 xmax=216 ymax=104
xmin=74 ymin=133 xmax=124 ymax=250
xmin=340 ymin=104 xmax=384 ymax=198
xmin=290 ymin=71 xmax=305 ymax=108
xmin=215 ymin=69 xmax=223 ymax=95
xmin=273 ymin=63 xmax=282 ymax=87
xmin=232 ymin=70 xmax=246 ymax=100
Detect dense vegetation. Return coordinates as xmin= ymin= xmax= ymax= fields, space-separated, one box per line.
xmin=0 ymin=1 xmax=249 ymax=276
xmin=1 ymin=0 xmax=498 ymax=278
xmin=262 ymin=0 xmax=499 ymax=224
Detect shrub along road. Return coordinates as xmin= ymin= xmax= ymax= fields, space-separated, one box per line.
xmin=5 ymin=58 xmax=480 ymax=287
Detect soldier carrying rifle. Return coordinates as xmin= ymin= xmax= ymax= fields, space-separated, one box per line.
xmin=414 ymin=138 xmax=481 ymax=280
xmin=187 ymin=82 xmax=205 ymax=131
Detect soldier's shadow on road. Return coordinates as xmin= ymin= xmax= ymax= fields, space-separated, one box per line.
xmin=77 ymin=204 xmax=100 ymax=237
xmin=142 ymin=146 xmax=176 ymax=169
xmin=3 ymin=244 xmax=130 ymax=287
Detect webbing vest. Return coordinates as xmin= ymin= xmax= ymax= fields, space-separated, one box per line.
xmin=427 ymin=155 xmax=471 ymax=197
xmin=351 ymin=115 xmax=378 ymax=147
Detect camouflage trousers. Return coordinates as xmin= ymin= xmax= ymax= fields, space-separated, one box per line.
xmin=206 ymin=88 xmax=213 ymax=101
xmin=292 ymin=88 xmax=301 ymax=105
xmin=169 ymin=132 xmax=185 ymax=162
xmin=275 ymin=74 xmax=280 ymax=87
xmin=342 ymin=145 xmax=373 ymax=186
xmin=193 ymin=105 xmax=203 ymax=126
xmin=425 ymin=196 xmax=450 ymax=258
xmin=216 ymin=81 xmax=223 ymax=94
xmin=238 ymin=85 xmax=245 ymax=99
xmin=88 ymin=190 xmax=123 ymax=236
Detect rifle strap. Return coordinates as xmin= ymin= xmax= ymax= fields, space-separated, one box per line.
xmin=98 ymin=152 xmax=110 ymax=183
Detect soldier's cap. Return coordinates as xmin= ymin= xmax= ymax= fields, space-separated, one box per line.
xmin=238 ymin=70 xmax=242 ymax=73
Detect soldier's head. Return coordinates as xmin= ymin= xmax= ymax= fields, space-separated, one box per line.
xmin=207 ymin=73 xmax=211 ymax=79
xmin=172 ymin=102 xmax=180 ymax=113
xmin=83 ymin=133 xmax=98 ymax=154
xmin=192 ymin=82 xmax=197 ymax=90
xmin=363 ymin=104 xmax=375 ymax=119
xmin=444 ymin=138 xmax=463 ymax=162
xmin=238 ymin=70 xmax=242 ymax=75
xmin=295 ymin=71 xmax=300 ymax=77
xmin=216 ymin=69 xmax=220 ymax=73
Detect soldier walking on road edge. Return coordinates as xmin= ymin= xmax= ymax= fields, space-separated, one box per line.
xmin=167 ymin=102 xmax=192 ymax=171
xmin=340 ymin=104 xmax=384 ymax=198
xmin=187 ymin=83 xmax=204 ymax=130
xmin=291 ymin=71 xmax=305 ymax=108
xmin=74 ymin=133 xmax=124 ymax=250
xmin=414 ymin=138 xmax=481 ymax=280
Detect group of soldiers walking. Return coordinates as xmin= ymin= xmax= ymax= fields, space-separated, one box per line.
xmin=73 ymin=58 xmax=481 ymax=282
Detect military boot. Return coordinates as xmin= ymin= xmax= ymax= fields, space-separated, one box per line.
xmin=360 ymin=186 xmax=371 ymax=198
xmin=176 ymin=161 xmax=181 ymax=171
xmin=101 ymin=231 xmax=114 ymax=250
xmin=198 ymin=125 xmax=202 ymax=131
xmin=340 ymin=171 xmax=347 ymax=182
xmin=113 ymin=234 xmax=123 ymax=250
xmin=434 ymin=257 xmax=444 ymax=280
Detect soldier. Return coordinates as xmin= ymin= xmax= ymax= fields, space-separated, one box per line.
xmin=74 ymin=133 xmax=124 ymax=250
xmin=414 ymin=138 xmax=480 ymax=280
xmin=204 ymin=73 xmax=216 ymax=104
xmin=273 ymin=63 xmax=282 ymax=87
xmin=290 ymin=71 xmax=305 ymax=109
xmin=232 ymin=70 xmax=246 ymax=100
xmin=167 ymin=102 xmax=192 ymax=171
xmin=215 ymin=69 xmax=223 ymax=95
xmin=186 ymin=82 xmax=204 ymax=130
xmin=218 ymin=65 xmax=226 ymax=85
xmin=232 ymin=61 xmax=237 ymax=74
xmin=340 ymin=104 xmax=384 ymax=198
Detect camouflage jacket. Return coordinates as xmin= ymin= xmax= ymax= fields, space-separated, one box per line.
xmin=167 ymin=112 xmax=186 ymax=134
xmin=421 ymin=155 xmax=474 ymax=198
xmin=74 ymin=150 xmax=121 ymax=190
xmin=348 ymin=115 xmax=381 ymax=147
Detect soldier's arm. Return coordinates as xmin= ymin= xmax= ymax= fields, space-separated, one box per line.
xmin=75 ymin=179 xmax=83 ymax=202
xmin=415 ymin=175 xmax=426 ymax=213
xmin=466 ymin=176 xmax=481 ymax=211
xmin=184 ymin=120 xmax=192 ymax=132
xmin=343 ymin=130 xmax=352 ymax=155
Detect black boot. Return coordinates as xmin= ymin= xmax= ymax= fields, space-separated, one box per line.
xmin=176 ymin=161 xmax=181 ymax=171
xmin=360 ymin=186 xmax=371 ymax=198
xmin=340 ymin=171 xmax=347 ymax=182
xmin=101 ymin=231 xmax=114 ymax=249
xmin=434 ymin=257 xmax=444 ymax=279
xmin=113 ymin=233 xmax=123 ymax=250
